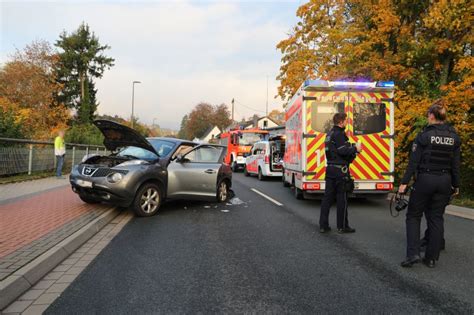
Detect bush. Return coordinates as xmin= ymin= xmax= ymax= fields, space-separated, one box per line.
xmin=65 ymin=123 xmax=104 ymax=145
xmin=0 ymin=107 xmax=24 ymax=140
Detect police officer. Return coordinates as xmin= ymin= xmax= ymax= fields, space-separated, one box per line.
xmin=399 ymin=101 xmax=460 ymax=268
xmin=319 ymin=113 xmax=361 ymax=234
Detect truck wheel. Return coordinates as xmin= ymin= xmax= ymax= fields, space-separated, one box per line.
xmin=79 ymin=193 xmax=100 ymax=204
xmin=294 ymin=187 xmax=304 ymax=200
xmin=282 ymin=169 xmax=290 ymax=187
xmin=258 ymin=168 xmax=265 ymax=181
xmin=244 ymin=165 xmax=250 ymax=177
xmin=132 ymin=183 xmax=162 ymax=217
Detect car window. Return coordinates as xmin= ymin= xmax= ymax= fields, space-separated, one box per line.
xmin=147 ymin=139 xmax=176 ymax=157
xmin=172 ymin=144 xmax=195 ymax=159
xmin=183 ymin=146 xmax=224 ymax=163
xmin=117 ymin=146 xmax=158 ymax=160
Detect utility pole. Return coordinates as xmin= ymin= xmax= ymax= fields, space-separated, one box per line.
xmin=266 ymin=76 xmax=269 ymax=117
xmin=231 ymin=98 xmax=235 ymax=122
xmin=131 ymin=80 xmax=141 ymax=128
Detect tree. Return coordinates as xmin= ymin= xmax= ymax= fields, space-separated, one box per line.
xmin=0 ymin=40 xmax=70 ymax=139
xmin=268 ymin=109 xmax=285 ymax=125
xmin=178 ymin=115 xmax=189 ymax=139
xmin=277 ymin=0 xmax=473 ymax=191
xmin=0 ymin=98 xmax=24 ymax=140
xmin=55 ymin=22 xmax=114 ymax=124
xmin=182 ymin=103 xmax=232 ymax=140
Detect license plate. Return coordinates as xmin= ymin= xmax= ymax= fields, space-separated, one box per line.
xmin=76 ymin=179 xmax=93 ymax=188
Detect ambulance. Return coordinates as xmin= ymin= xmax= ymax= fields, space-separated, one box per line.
xmin=219 ymin=128 xmax=268 ymax=171
xmin=283 ymin=80 xmax=395 ymax=199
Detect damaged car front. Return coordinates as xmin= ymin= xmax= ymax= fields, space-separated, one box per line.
xmin=70 ymin=120 xmax=170 ymax=216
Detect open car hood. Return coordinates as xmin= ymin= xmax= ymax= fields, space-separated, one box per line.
xmin=93 ymin=120 xmax=158 ymax=155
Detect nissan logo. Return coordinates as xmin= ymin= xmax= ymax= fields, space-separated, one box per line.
xmin=82 ymin=167 xmax=96 ymax=176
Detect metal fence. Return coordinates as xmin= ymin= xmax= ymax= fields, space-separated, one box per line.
xmin=0 ymin=138 xmax=106 ymax=176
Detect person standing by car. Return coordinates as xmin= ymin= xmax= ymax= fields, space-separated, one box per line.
xmin=54 ymin=130 xmax=66 ymax=178
xmin=399 ymin=101 xmax=460 ymax=268
xmin=319 ymin=113 xmax=362 ymax=234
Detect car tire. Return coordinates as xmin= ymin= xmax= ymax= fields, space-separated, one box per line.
xmin=79 ymin=193 xmax=100 ymax=204
xmin=244 ymin=165 xmax=250 ymax=177
xmin=294 ymin=187 xmax=304 ymax=200
xmin=132 ymin=183 xmax=162 ymax=217
xmin=217 ymin=180 xmax=230 ymax=203
xmin=231 ymin=161 xmax=239 ymax=172
xmin=258 ymin=168 xmax=265 ymax=181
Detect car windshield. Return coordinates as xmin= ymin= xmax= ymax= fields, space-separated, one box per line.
xmin=116 ymin=146 xmax=159 ymax=161
xmin=148 ymin=139 xmax=176 ymax=157
xmin=239 ymin=133 xmax=263 ymax=146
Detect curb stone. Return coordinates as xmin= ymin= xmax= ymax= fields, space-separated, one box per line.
xmin=0 ymin=207 xmax=119 ymax=310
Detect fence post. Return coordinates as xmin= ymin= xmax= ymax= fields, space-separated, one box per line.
xmin=96 ymin=147 xmax=99 ymax=155
xmin=28 ymin=145 xmax=34 ymax=175
xmin=86 ymin=146 xmax=89 ymax=156
xmin=72 ymin=146 xmax=76 ymax=168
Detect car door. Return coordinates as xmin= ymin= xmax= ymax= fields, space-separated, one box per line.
xmin=167 ymin=145 xmax=226 ymax=198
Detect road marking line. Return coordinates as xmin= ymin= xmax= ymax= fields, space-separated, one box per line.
xmin=251 ymin=188 xmax=283 ymax=206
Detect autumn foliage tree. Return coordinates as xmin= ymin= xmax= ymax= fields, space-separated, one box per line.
xmin=277 ymin=0 xmax=473 ymax=192
xmin=179 ymin=103 xmax=232 ymax=140
xmin=0 ymin=41 xmax=70 ymax=139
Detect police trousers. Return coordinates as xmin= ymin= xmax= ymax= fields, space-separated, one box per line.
xmin=406 ymin=173 xmax=452 ymax=260
xmin=319 ymin=177 xmax=349 ymax=229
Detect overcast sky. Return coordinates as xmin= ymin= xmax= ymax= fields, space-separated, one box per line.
xmin=1 ymin=0 xmax=302 ymax=129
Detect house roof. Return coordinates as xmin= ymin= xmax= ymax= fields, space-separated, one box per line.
xmin=241 ymin=116 xmax=280 ymax=128
xmin=200 ymin=125 xmax=221 ymax=140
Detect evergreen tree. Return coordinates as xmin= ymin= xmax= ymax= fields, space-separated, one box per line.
xmin=55 ymin=22 xmax=114 ymax=124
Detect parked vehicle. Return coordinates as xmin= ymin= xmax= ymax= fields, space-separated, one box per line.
xmin=218 ymin=128 xmax=268 ymax=172
xmin=283 ymin=80 xmax=395 ymax=199
xmin=244 ymin=135 xmax=285 ymax=180
xmin=69 ymin=120 xmax=232 ymax=217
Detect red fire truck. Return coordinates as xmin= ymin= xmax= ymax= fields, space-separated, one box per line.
xmin=283 ymin=80 xmax=395 ymax=199
xmin=219 ymin=128 xmax=268 ymax=171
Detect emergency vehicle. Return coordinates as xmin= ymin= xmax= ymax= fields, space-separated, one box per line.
xmin=283 ymin=80 xmax=395 ymax=199
xmin=244 ymin=135 xmax=285 ymax=180
xmin=219 ymin=128 xmax=268 ymax=171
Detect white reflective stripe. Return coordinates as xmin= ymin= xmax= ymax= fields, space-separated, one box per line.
xmin=251 ymin=188 xmax=283 ymax=206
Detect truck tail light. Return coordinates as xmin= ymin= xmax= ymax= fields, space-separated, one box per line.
xmin=303 ymin=182 xmax=320 ymax=190
xmin=376 ymin=183 xmax=393 ymax=190
xmin=265 ymin=155 xmax=269 ymax=164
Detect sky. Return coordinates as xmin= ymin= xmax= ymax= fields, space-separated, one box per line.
xmin=0 ymin=0 xmax=303 ymax=129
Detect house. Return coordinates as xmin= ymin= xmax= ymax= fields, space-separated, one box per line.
xmin=242 ymin=116 xmax=279 ymax=130
xmin=193 ymin=126 xmax=222 ymax=143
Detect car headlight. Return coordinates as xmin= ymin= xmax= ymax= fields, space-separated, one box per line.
xmin=107 ymin=172 xmax=123 ymax=183
xmin=117 ymin=160 xmax=148 ymax=167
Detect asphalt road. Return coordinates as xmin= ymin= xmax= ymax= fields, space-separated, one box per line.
xmin=46 ymin=173 xmax=473 ymax=314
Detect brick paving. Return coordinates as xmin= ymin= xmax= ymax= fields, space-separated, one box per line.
xmin=0 ymin=177 xmax=69 ymax=204
xmin=0 ymin=179 xmax=113 ymax=281
xmin=2 ymin=211 xmax=133 ymax=314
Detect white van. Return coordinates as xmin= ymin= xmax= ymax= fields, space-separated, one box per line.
xmin=244 ymin=136 xmax=285 ymax=180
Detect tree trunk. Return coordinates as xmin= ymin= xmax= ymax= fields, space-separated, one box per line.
xmin=440 ymin=55 xmax=452 ymax=87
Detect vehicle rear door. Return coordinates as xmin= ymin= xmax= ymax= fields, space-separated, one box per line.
xmin=167 ymin=145 xmax=226 ymax=198
xmin=348 ymin=92 xmax=393 ymax=183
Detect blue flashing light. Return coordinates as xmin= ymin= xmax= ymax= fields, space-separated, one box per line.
xmin=376 ymin=81 xmax=395 ymax=87
xmin=304 ymin=79 xmax=329 ymax=87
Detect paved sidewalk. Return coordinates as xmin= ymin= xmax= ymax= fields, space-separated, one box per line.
xmin=2 ymin=211 xmax=133 ymax=314
xmin=0 ymin=176 xmax=119 ymax=309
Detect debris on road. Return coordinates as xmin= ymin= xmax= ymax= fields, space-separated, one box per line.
xmin=220 ymin=209 xmax=230 ymax=213
xmin=228 ymin=197 xmax=245 ymax=205
xmin=204 ymin=206 xmax=211 ymax=209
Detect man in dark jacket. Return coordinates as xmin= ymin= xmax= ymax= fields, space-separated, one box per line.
xmin=399 ymin=101 xmax=460 ymax=268
xmin=319 ymin=113 xmax=361 ymax=234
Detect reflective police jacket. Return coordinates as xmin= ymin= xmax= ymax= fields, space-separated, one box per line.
xmin=401 ymin=123 xmax=461 ymax=187
xmin=325 ymin=126 xmax=357 ymax=166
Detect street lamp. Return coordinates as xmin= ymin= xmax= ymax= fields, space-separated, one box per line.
xmin=131 ymin=80 xmax=141 ymax=128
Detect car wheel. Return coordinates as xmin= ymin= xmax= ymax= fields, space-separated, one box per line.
xmin=133 ymin=183 xmax=162 ymax=217
xmin=258 ymin=168 xmax=265 ymax=181
xmin=217 ymin=180 xmax=230 ymax=202
xmin=244 ymin=165 xmax=250 ymax=177
xmin=79 ymin=193 xmax=100 ymax=204
xmin=294 ymin=187 xmax=304 ymax=200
